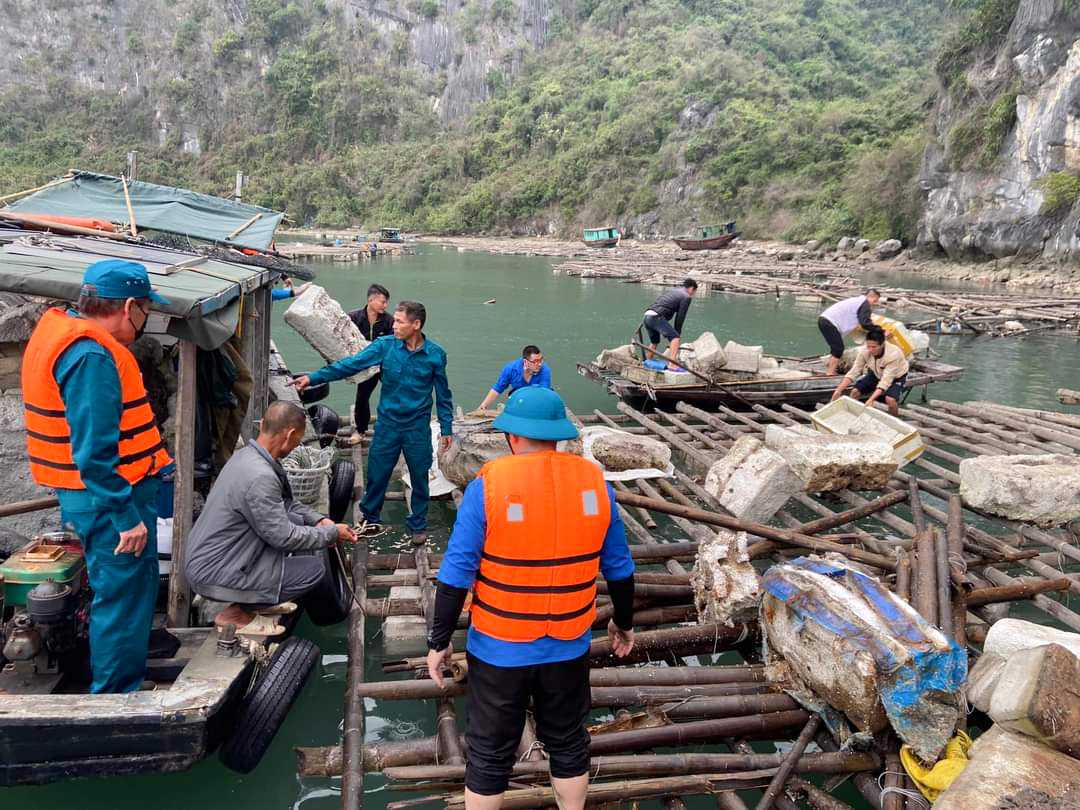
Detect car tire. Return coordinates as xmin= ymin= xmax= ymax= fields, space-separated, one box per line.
xmin=299 ymin=381 xmax=329 ymax=405
xmin=328 ymin=459 xmax=356 ymax=523
xmin=219 ymin=636 xmax=320 ymax=774
xmin=307 ymin=404 xmax=340 ymax=448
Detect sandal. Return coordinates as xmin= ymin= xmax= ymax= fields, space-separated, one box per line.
xmin=355 ymin=520 xmax=385 ymax=539
xmin=232 ymin=614 xmax=286 ymax=638
xmin=256 ymin=601 xmax=298 ymax=616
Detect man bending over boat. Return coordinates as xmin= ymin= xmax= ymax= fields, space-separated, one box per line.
xmin=818 ymin=289 xmax=880 ymax=376
xmin=642 ymin=278 xmax=697 ymax=370
xmin=474 ymin=344 xmax=551 ymax=412
xmin=830 ymin=325 xmax=909 ymax=417
xmin=185 ymin=401 xmax=356 ymax=635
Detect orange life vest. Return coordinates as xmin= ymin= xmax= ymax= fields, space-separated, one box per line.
xmin=471 ymin=451 xmax=611 ymax=642
xmin=22 ymin=308 xmax=172 ymax=490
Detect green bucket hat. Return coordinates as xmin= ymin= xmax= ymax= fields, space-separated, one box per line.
xmin=492 ymin=387 xmax=579 ymax=442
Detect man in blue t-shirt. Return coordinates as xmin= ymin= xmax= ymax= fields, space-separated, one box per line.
xmin=475 ymin=344 xmax=551 ymax=412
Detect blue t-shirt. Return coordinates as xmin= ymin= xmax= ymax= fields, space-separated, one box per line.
xmin=491 ymin=359 xmax=552 ymax=395
xmin=438 ymin=476 xmax=634 ymax=667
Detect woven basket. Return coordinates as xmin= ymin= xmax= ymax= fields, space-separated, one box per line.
xmin=282 ymin=445 xmax=334 ymax=505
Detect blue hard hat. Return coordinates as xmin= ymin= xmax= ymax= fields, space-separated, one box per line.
xmin=81 ymin=259 xmax=169 ymax=305
xmin=492 ymin=387 xmax=579 ymax=442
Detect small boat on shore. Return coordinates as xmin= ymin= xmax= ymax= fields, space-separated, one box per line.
xmin=583 ymin=227 xmax=621 ymax=248
xmin=578 ymin=354 xmax=964 ymax=412
xmin=673 ymin=222 xmax=740 ymax=251
xmin=378 ymin=227 xmax=404 ymax=243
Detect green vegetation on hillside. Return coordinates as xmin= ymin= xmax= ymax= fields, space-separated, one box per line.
xmin=0 ymin=0 xmax=954 ymax=243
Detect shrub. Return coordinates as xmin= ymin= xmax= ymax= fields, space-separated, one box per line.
xmin=173 ymin=19 xmax=200 ymax=52
xmin=212 ymin=31 xmax=245 ymax=63
xmin=421 ymin=0 xmax=440 ymax=19
xmin=1037 ymin=172 xmax=1080 ymax=216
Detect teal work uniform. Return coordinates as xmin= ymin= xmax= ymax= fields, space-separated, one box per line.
xmin=55 ymin=334 xmax=160 ymax=694
xmin=308 ymin=335 xmax=453 ymax=533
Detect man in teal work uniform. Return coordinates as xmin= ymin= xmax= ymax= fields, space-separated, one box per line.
xmin=22 ymin=260 xmax=172 ymax=693
xmin=291 ymin=300 xmax=453 ymax=540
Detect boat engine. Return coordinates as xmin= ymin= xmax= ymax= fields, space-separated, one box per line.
xmin=0 ymin=536 xmax=88 ymax=678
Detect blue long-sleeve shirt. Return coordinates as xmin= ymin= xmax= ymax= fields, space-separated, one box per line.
xmin=271 ymin=288 xmax=295 ymax=302
xmin=438 ymin=477 xmax=635 ymax=666
xmin=307 ymin=335 xmax=454 ymax=436
xmin=491 ymin=359 xmax=552 ymax=395
xmin=53 ymin=338 xmax=142 ymax=532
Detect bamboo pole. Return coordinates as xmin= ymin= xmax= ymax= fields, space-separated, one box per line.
xmin=0 ymin=173 xmax=74 ymax=204
xmin=227 ymin=212 xmax=263 ymax=241
xmin=934 ymin=527 xmax=954 ymax=635
xmin=612 ymin=490 xmax=896 ymax=571
xmin=0 ymin=495 xmax=59 ymax=518
xmin=342 ymin=540 xmax=369 ymax=810
xmin=755 ymin=714 xmax=821 ymax=810
xmin=914 ymin=529 xmax=938 ymax=626
xmin=120 ymin=173 xmax=138 ymax=238
xmin=965 ymin=577 xmax=1072 ymax=607
xmin=382 ymin=751 xmax=879 ymax=783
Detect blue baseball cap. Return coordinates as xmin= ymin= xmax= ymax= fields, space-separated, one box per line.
xmin=492 ymin=387 xmax=579 ymax=442
xmin=81 ymin=259 xmax=169 ymax=305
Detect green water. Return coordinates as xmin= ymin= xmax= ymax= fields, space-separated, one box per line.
xmin=14 ymin=246 xmax=1080 ymax=810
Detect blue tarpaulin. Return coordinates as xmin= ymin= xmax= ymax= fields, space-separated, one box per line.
xmin=763 ymin=557 xmax=967 ymax=761
xmin=7 ymin=171 xmax=283 ymax=251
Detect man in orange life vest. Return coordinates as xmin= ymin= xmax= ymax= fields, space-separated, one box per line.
xmin=22 ymin=260 xmax=172 ymax=693
xmin=427 ymin=387 xmax=636 ymax=810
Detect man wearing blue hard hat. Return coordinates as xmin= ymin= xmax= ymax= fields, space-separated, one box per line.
xmin=427 ymin=387 xmax=636 ymax=810
xmin=22 ymin=259 xmax=173 ymax=693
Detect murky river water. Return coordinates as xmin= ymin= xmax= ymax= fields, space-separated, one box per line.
xmin=14 ymin=245 xmax=1080 ymax=809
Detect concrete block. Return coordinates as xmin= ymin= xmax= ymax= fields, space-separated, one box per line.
xmin=967 ymin=650 xmax=1008 ymax=713
xmin=935 ymin=725 xmax=1080 ymax=810
xmin=960 ymin=454 xmax=1080 ymax=527
xmin=283 ymin=285 xmax=377 ymax=384
xmin=681 ymin=332 xmax=727 ymax=376
xmin=990 ymin=643 xmax=1080 ymax=757
xmin=439 ymin=426 xmax=510 ymax=489
xmin=383 ymin=616 xmax=428 ymax=643
xmin=984 ymin=618 xmax=1080 ymax=660
xmin=591 ymin=430 xmax=671 ymax=473
xmin=722 ymin=340 xmax=763 ymax=373
xmin=704 ymin=435 xmax=802 ymax=522
xmin=691 ymin=529 xmax=759 ymax=627
xmin=764 ymin=425 xmax=897 ymax=492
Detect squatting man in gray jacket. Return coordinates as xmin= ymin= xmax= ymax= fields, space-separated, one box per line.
xmin=184 ymin=401 xmax=356 ymax=634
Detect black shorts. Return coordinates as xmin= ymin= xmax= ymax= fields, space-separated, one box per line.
xmin=853 ymin=372 xmax=908 ymax=402
xmin=643 ymin=312 xmax=679 ymax=345
xmin=818 ymin=317 xmax=845 ymax=359
xmin=465 ymin=651 xmax=592 ymax=795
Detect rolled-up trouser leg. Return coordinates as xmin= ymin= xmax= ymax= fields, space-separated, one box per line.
xmin=60 ymin=477 xmax=160 ymax=694
xmin=465 ymin=653 xmax=531 ymax=795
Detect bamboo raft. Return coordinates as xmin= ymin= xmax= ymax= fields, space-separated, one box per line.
xmin=306 ymin=397 xmax=1080 ymax=809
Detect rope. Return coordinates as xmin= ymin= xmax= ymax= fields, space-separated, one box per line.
xmin=877 ymin=771 xmax=930 ymax=809
xmin=518 ymin=741 xmax=546 ymax=762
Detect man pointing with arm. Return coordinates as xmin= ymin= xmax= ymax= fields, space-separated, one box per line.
xmin=426 ymin=388 xmax=635 ymax=810
xmin=292 ymin=300 xmax=453 ymax=541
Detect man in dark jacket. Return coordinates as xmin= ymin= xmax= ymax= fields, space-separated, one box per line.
xmin=348 ymin=283 xmax=393 ymax=434
xmin=643 ymin=278 xmax=697 ymax=369
xmin=184 ymin=401 xmax=355 ymax=633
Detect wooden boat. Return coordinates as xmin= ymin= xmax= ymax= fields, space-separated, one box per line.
xmin=378 ymin=227 xmax=404 ymax=243
xmin=0 ymin=234 xmax=327 ymax=784
xmin=583 ymin=227 xmax=621 ymax=248
xmin=577 ymin=355 xmax=964 ymax=412
xmin=673 ymin=222 xmax=739 ymax=251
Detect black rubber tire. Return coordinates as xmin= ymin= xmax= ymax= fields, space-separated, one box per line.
xmin=303 ymin=545 xmax=352 ymax=626
xmin=299 ymin=381 xmax=329 ymax=404
xmin=328 ymin=459 xmax=356 ymax=523
xmin=307 ymin=404 xmax=340 ymax=448
xmin=219 ymin=636 xmax=320 ymax=774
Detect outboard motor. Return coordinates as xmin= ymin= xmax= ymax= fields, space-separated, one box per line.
xmin=26 ymin=579 xmax=79 ymax=657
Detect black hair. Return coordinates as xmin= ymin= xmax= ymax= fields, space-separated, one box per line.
xmin=865 ymin=325 xmax=887 ymax=344
xmin=367 ymin=283 xmax=390 ymax=299
xmin=397 ymin=300 xmax=426 ymax=327
xmin=682 ymin=278 xmax=698 ymax=290
xmin=522 ymin=344 xmax=541 ymax=359
xmin=260 ymin=400 xmax=306 ymax=434
xmin=866 ymin=288 xmax=880 ymax=297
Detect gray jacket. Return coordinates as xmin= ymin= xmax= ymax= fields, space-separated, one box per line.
xmin=184 ymin=442 xmax=337 ymax=604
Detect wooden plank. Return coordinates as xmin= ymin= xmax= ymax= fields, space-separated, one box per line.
xmin=248 ymin=286 xmax=271 ymax=436
xmin=168 ymin=340 xmax=197 ymax=628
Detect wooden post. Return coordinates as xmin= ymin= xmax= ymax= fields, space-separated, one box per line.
xmin=235 ymin=171 xmax=244 ymax=201
xmin=342 ymin=540 xmax=369 ymax=809
xmin=126 ymin=151 xmax=138 ymax=182
xmin=167 ymin=340 xmax=197 ymax=628
xmin=244 ymin=286 xmax=271 ymax=437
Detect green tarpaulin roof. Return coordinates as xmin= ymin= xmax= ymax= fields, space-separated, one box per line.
xmin=0 ymin=237 xmax=276 ymax=350
xmin=6 ymin=171 xmax=283 ymax=251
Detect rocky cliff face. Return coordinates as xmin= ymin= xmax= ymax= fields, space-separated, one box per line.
xmin=920 ymin=0 xmax=1080 ymax=261
xmin=0 ymin=0 xmax=558 ymax=135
